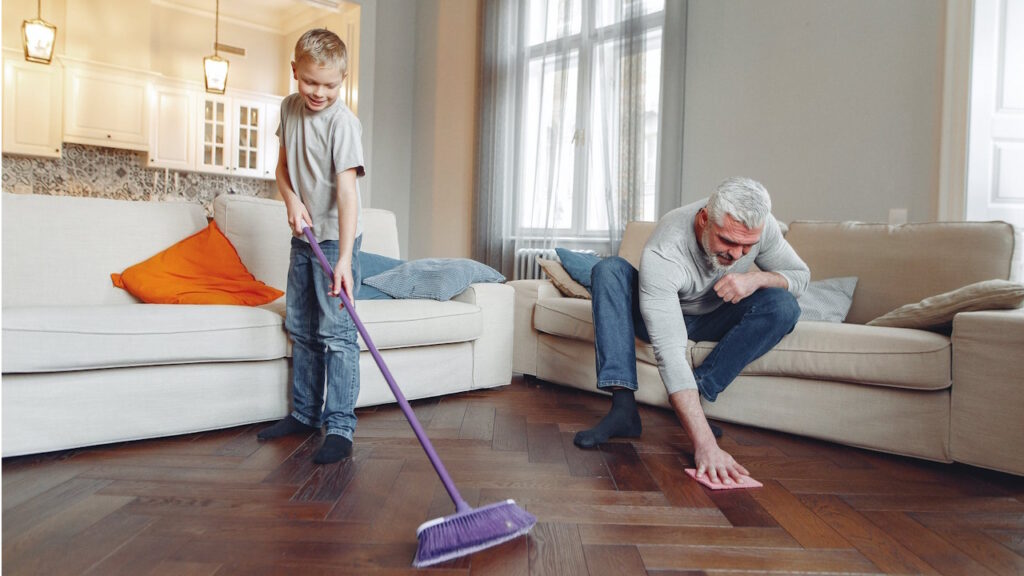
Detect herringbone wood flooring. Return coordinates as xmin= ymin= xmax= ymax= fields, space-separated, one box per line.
xmin=3 ymin=375 xmax=1023 ymax=575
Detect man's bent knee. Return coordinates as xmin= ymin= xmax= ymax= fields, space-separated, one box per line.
xmin=592 ymin=256 xmax=635 ymax=288
xmin=759 ymin=288 xmax=801 ymax=332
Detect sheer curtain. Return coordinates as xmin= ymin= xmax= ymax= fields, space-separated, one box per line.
xmin=476 ymin=0 xmax=685 ymax=278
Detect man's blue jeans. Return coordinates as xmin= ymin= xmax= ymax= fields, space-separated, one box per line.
xmin=285 ymin=235 xmax=362 ymax=440
xmin=592 ymin=256 xmax=800 ymax=401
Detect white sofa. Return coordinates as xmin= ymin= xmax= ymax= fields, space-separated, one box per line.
xmin=511 ymin=219 xmax=1024 ymax=476
xmin=2 ymin=192 xmax=513 ymax=457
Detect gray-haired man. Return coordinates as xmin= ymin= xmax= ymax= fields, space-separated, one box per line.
xmin=573 ymin=177 xmax=810 ymax=484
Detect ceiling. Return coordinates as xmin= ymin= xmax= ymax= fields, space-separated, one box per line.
xmin=159 ymin=0 xmax=345 ymax=34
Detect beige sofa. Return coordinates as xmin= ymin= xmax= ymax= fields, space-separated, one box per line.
xmin=511 ymin=219 xmax=1024 ymax=476
xmin=2 ymin=192 xmax=512 ymax=457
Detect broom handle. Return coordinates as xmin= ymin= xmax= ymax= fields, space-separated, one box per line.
xmin=301 ymin=225 xmax=471 ymax=514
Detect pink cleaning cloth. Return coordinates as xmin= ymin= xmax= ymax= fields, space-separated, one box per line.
xmin=685 ymin=468 xmax=763 ymax=490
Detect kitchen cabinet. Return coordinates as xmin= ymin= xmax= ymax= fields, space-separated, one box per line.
xmin=196 ymin=94 xmax=282 ymax=180
xmin=147 ymin=83 xmax=194 ymax=170
xmin=3 ymin=58 xmax=63 ymax=158
xmin=64 ymin=63 xmax=149 ymax=150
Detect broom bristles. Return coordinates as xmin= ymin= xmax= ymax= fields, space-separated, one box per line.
xmin=413 ymin=499 xmax=537 ymax=567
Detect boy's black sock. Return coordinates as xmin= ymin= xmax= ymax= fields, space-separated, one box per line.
xmin=313 ymin=434 xmax=353 ymax=464
xmin=256 ymin=415 xmax=318 ymax=441
xmin=573 ymin=389 xmax=642 ymax=449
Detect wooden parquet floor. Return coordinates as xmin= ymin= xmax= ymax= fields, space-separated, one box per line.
xmin=3 ymin=375 xmax=1023 ymax=575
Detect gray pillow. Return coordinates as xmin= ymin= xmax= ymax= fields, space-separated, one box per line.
xmin=363 ymin=258 xmax=505 ymax=301
xmin=798 ymin=277 xmax=858 ymax=323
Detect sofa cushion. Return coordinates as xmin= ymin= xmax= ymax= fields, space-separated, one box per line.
xmin=3 ymin=193 xmax=208 ymax=308
xmin=691 ymin=321 xmax=951 ymax=391
xmin=538 ymin=258 xmax=590 ymax=299
xmin=785 ymin=221 xmax=1015 ymax=324
xmin=357 ymin=251 xmax=404 ymax=300
xmin=797 ymin=277 xmax=858 ymax=323
xmin=111 ymin=221 xmax=284 ymax=306
xmin=535 ymin=297 xmax=950 ymax=391
xmin=866 ymin=279 xmax=1024 ymax=331
xmin=534 ymin=297 xmax=659 ymax=364
xmin=2 ymin=305 xmax=287 ymax=373
xmin=554 ymin=248 xmax=601 ymax=291
xmin=364 ymin=259 xmax=505 ymax=301
xmin=212 ymin=194 xmax=402 ymax=295
xmin=259 ymin=298 xmax=483 ymax=352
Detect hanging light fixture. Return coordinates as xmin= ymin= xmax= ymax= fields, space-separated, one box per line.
xmin=22 ymin=0 xmax=57 ymax=65
xmin=203 ymin=0 xmax=229 ymax=94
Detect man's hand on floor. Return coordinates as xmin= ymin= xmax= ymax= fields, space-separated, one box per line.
xmin=694 ymin=443 xmax=749 ymax=485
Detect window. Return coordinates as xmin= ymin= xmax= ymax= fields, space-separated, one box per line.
xmin=517 ymin=0 xmax=664 ymax=238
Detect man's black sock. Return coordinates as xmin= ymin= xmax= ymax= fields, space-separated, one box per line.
xmin=573 ymin=389 xmax=642 ymax=449
xmin=313 ymin=434 xmax=353 ymax=464
xmin=256 ymin=415 xmax=318 ymax=441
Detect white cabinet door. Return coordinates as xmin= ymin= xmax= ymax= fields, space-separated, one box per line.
xmin=196 ymin=95 xmax=232 ymax=175
xmin=64 ymin=65 xmax=148 ymax=150
xmin=231 ymin=98 xmax=265 ymax=179
xmin=3 ymin=59 xmax=63 ymax=158
xmin=262 ymin=96 xmax=282 ymax=181
xmin=148 ymin=84 xmax=194 ymax=170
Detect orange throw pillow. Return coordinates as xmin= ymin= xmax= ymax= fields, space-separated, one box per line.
xmin=111 ymin=221 xmax=284 ymax=305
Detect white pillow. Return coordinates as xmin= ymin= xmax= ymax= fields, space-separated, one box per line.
xmin=798 ymin=277 xmax=858 ymax=323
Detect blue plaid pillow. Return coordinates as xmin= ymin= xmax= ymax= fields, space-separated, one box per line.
xmin=363 ymin=258 xmax=505 ymax=301
xmin=357 ymin=251 xmax=405 ymax=300
xmin=555 ymin=247 xmax=602 ymax=291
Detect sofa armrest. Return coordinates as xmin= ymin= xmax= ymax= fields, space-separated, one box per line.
xmin=951 ymin=308 xmax=1024 ymax=476
xmin=453 ymin=282 xmax=514 ymax=388
xmin=508 ymin=279 xmax=563 ymax=376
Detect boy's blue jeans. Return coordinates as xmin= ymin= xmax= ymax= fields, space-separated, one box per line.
xmin=285 ymin=235 xmax=362 ymax=440
xmin=592 ymin=256 xmax=800 ymax=401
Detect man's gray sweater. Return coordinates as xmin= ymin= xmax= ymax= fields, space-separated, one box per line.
xmin=638 ymin=199 xmax=809 ymax=394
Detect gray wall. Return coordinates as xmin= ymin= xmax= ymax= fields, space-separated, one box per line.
xmin=365 ymin=0 xmax=949 ymax=258
xmin=680 ymin=0 xmax=945 ymax=224
xmin=369 ymin=0 xmax=417 ymax=257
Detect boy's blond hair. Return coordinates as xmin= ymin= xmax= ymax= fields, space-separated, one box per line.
xmin=294 ymin=29 xmax=348 ymax=74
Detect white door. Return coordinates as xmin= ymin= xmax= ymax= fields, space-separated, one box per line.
xmin=967 ymin=0 xmax=1024 ymax=279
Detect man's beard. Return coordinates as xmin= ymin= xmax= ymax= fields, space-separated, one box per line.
xmin=701 ymin=226 xmax=736 ymax=274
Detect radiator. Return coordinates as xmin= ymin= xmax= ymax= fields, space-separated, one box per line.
xmin=513 ymin=248 xmax=557 ymax=280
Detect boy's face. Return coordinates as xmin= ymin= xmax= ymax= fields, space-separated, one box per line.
xmin=292 ymin=58 xmax=345 ymax=112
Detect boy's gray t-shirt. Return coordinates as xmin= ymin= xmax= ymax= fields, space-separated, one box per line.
xmin=277 ymin=93 xmax=365 ymax=242
xmin=638 ymin=198 xmax=809 ymax=394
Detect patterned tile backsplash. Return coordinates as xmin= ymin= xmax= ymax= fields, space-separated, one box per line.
xmin=2 ymin=144 xmax=277 ymax=216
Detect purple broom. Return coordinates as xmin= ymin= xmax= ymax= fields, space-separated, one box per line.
xmin=300 ymin=223 xmax=536 ymax=567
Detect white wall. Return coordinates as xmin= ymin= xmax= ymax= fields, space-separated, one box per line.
xmin=3 ymin=0 xmax=68 ymax=55
xmin=3 ymin=0 xmax=289 ymax=94
xmin=150 ymin=4 xmax=287 ymax=95
xmin=681 ymin=0 xmax=945 ymax=224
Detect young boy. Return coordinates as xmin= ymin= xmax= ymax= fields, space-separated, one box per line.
xmin=257 ymin=29 xmax=365 ymax=465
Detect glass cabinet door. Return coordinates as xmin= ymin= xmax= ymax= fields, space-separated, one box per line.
xmin=233 ymin=101 xmax=263 ymax=178
xmin=198 ymin=97 xmax=229 ymax=172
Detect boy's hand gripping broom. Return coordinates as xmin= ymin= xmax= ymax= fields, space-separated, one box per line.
xmin=300 ymin=224 xmax=536 ymax=567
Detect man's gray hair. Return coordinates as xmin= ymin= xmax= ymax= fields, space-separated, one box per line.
xmin=706 ymin=176 xmax=772 ymax=229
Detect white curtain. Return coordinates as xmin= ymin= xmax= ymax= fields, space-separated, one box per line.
xmin=476 ymin=0 xmax=686 ymax=277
